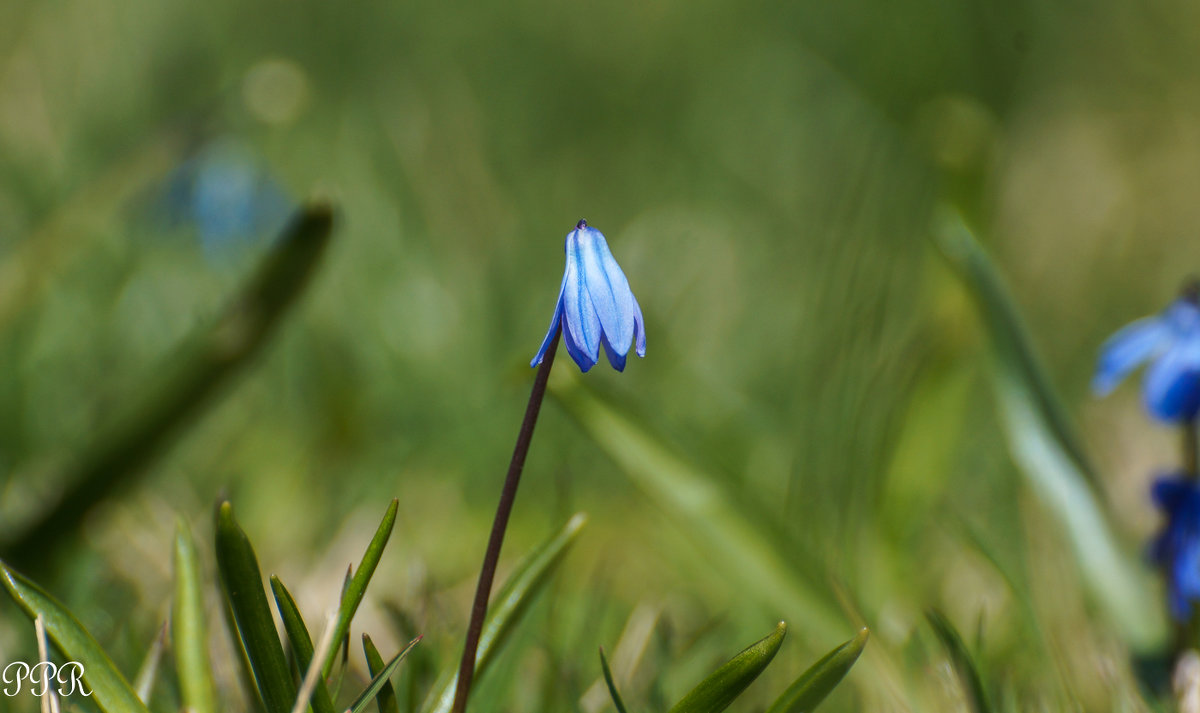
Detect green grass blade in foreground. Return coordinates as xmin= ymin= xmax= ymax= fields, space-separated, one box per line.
xmin=668 ymin=621 xmax=787 ymax=713
xmin=322 ymin=498 xmax=399 ymax=679
xmin=0 ymin=202 xmax=335 ymax=570
xmin=926 ymin=611 xmax=993 ymax=713
xmin=765 ymin=628 xmax=868 ymax=713
xmin=133 ymin=622 xmax=167 ymax=703
xmin=422 ymin=513 xmax=587 ymax=713
xmin=270 ymin=576 xmax=336 ymax=713
xmin=363 ymin=634 xmax=400 ymax=713
xmin=0 ymin=561 xmax=151 ymax=713
xmin=600 ymin=647 xmax=631 ymax=713
xmin=933 ymin=209 xmax=1164 ymax=651
xmin=549 ymin=379 xmax=845 ymax=641
xmin=174 ymin=520 xmax=218 ymax=713
xmin=347 ymin=637 xmax=422 ymax=713
xmin=215 ymin=501 xmax=297 ymax=713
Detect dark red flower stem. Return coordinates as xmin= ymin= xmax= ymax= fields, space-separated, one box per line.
xmin=450 ymin=328 xmax=561 ymax=713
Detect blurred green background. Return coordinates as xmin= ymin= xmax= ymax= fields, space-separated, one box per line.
xmin=0 ymin=0 xmax=1196 ymax=710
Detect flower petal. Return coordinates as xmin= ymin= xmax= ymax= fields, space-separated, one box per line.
xmin=530 ymin=294 xmax=564 ymax=368
xmin=1092 ymin=316 xmax=1169 ymax=395
xmin=562 ymin=320 xmax=597 ymax=372
xmin=1173 ymin=536 xmax=1200 ymax=620
xmin=1144 ymin=343 xmax=1200 ymax=421
xmin=562 ymin=232 xmax=602 ymax=368
xmin=578 ymin=226 xmax=636 ymax=356
xmin=601 ymin=333 xmax=627 ymax=372
xmin=631 ymin=292 xmax=646 ymax=358
xmin=1153 ymin=476 xmax=1192 ymax=511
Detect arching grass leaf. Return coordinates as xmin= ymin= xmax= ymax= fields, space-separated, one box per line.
xmin=0 ymin=561 xmax=151 ymax=713
xmin=346 ymin=637 xmax=422 ymax=713
xmin=765 ymin=628 xmax=868 ymax=713
xmin=668 ymin=621 xmax=787 ymax=713
xmin=363 ymin=634 xmax=400 ymax=713
xmin=174 ymin=520 xmax=217 ymax=713
xmin=322 ymin=498 xmax=399 ymax=679
xmin=270 ymin=576 xmax=336 ymax=713
xmin=926 ymin=611 xmax=992 ymax=713
xmin=933 ymin=208 xmax=1164 ymax=651
xmin=215 ymin=501 xmax=296 ymax=713
xmin=600 ymin=647 xmax=631 ymax=713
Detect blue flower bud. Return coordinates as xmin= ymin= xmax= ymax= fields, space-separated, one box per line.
xmin=531 ymin=220 xmax=646 ymax=372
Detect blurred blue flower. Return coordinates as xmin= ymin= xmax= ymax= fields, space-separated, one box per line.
xmin=1093 ymin=293 xmax=1200 ymax=422
xmin=531 ymin=220 xmax=646 ymax=373
xmin=161 ymin=138 xmax=292 ymax=258
xmin=1151 ymin=474 xmax=1200 ymax=620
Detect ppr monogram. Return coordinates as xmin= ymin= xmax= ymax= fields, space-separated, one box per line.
xmin=2 ymin=662 xmax=91 ymax=697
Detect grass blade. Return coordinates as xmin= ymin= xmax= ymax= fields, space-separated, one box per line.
xmin=599 ymin=647 xmax=630 ymax=713
xmin=174 ymin=520 xmax=217 ymax=713
xmin=322 ymin=498 xmax=399 ymax=679
xmin=133 ymin=621 xmax=168 ymax=704
xmin=363 ymin=634 xmax=400 ymax=713
xmin=668 ymin=621 xmax=787 ymax=713
xmin=550 ymin=379 xmax=845 ymax=641
xmin=271 ymin=576 xmax=337 ymax=713
xmin=215 ymin=501 xmax=297 ymax=713
xmin=0 ymin=561 xmax=151 ymax=713
xmin=926 ymin=611 xmax=992 ymax=713
xmin=346 ymin=637 xmax=422 ymax=713
xmin=422 ymin=513 xmax=587 ymax=713
xmin=1 ymin=201 xmax=335 ymax=571
xmin=765 ymin=628 xmax=868 ymax=713
xmin=933 ymin=208 xmax=1164 ymax=650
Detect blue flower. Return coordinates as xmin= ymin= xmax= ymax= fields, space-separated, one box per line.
xmin=160 ymin=138 xmax=292 ymax=259
xmin=1093 ymin=294 xmax=1200 ymax=422
xmin=531 ymin=220 xmax=646 ymax=372
xmin=1150 ymin=475 xmax=1200 ymax=620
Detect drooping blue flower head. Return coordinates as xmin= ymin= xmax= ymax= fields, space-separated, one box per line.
xmin=1093 ymin=288 xmax=1200 ymax=422
xmin=1150 ymin=474 xmax=1200 ymax=621
xmin=160 ymin=138 xmax=292 ymax=259
xmin=531 ymin=220 xmax=646 ymax=373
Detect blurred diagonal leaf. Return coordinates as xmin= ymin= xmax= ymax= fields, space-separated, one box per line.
xmin=215 ymin=501 xmax=297 ymax=713
xmin=926 ymin=611 xmax=993 ymax=713
xmin=599 ymin=647 xmax=631 ymax=713
xmin=1 ymin=201 xmax=336 ymax=571
xmin=765 ymin=628 xmax=868 ymax=713
xmin=363 ymin=634 xmax=400 ymax=713
xmin=322 ymin=498 xmax=399 ymax=679
xmin=422 ymin=513 xmax=587 ymax=713
xmin=550 ymin=379 xmax=845 ymax=641
xmin=933 ymin=209 xmax=1164 ymax=651
xmin=270 ymin=576 xmax=336 ymax=713
xmin=668 ymin=621 xmax=786 ymax=713
xmin=0 ymin=131 xmax=180 ymax=331
xmin=0 ymin=561 xmax=151 ymax=713
xmin=346 ymin=636 xmax=422 ymax=713
xmin=174 ymin=520 xmax=218 ymax=713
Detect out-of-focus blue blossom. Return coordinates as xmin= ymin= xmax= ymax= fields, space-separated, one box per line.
xmin=161 ymin=138 xmax=292 ymax=258
xmin=1150 ymin=474 xmax=1200 ymax=621
xmin=531 ymin=220 xmax=646 ymax=373
xmin=1093 ymin=292 xmax=1200 ymax=422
